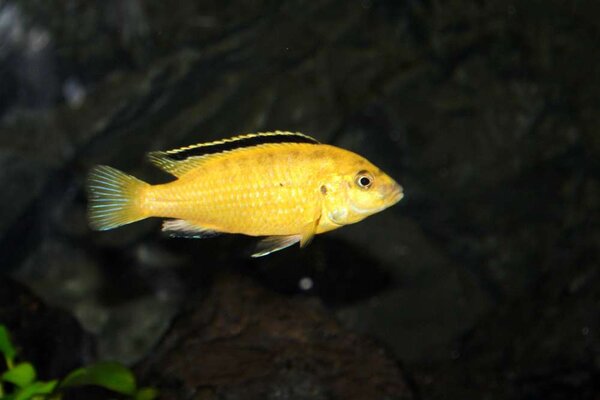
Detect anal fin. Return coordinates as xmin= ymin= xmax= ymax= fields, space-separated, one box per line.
xmin=251 ymin=235 xmax=301 ymax=258
xmin=162 ymin=219 xmax=221 ymax=239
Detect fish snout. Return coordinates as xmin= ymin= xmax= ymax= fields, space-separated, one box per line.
xmin=388 ymin=183 xmax=404 ymax=204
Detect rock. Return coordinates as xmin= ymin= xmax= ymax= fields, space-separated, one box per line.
xmin=0 ymin=0 xmax=598 ymax=398
xmin=0 ymin=276 xmax=94 ymax=379
xmin=412 ymin=244 xmax=600 ymax=399
xmin=138 ymin=273 xmax=413 ymax=400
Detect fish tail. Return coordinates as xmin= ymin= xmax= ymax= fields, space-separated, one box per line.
xmin=87 ymin=165 xmax=150 ymax=230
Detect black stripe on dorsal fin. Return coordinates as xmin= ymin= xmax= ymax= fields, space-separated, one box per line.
xmin=163 ymin=131 xmax=319 ymax=161
xmin=147 ymin=131 xmax=320 ymax=177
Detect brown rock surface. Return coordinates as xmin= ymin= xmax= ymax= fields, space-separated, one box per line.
xmin=0 ymin=277 xmax=94 ymax=379
xmin=138 ymin=273 xmax=412 ymax=400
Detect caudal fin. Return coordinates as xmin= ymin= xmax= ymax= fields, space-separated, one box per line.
xmin=87 ymin=165 xmax=150 ymax=230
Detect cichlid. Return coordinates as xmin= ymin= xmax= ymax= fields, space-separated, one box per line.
xmin=87 ymin=131 xmax=403 ymax=257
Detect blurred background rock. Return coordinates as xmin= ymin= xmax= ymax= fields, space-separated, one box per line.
xmin=0 ymin=0 xmax=598 ymax=399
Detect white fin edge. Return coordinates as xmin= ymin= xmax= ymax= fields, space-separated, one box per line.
xmin=162 ymin=219 xmax=220 ymax=238
xmin=251 ymin=235 xmax=301 ymax=257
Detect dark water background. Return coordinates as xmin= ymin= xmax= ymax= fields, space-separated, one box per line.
xmin=0 ymin=1 xmax=598 ymax=399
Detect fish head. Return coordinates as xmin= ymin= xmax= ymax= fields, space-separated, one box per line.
xmin=322 ymin=155 xmax=403 ymax=226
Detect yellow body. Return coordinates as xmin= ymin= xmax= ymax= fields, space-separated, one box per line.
xmin=146 ymin=143 xmax=331 ymax=235
xmin=88 ymin=132 xmax=403 ymax=256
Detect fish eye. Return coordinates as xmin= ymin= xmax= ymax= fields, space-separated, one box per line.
xmin=355 ymin=171 xmax=373 ymax=189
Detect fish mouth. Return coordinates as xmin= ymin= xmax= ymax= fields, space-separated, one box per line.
xmin=389 ymin=184 xmax=404 ymax=204
xmin=350 ymin=184 xmax=404 ymax=215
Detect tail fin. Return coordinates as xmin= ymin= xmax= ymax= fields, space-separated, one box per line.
xmin=87 ymin=165 xmax=150 ymax=230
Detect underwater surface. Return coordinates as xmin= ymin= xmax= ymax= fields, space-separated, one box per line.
xmin=0 ymin=1 xmax=598 ymax=399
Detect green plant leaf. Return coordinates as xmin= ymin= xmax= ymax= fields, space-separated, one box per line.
xmin=134 ymin=387 xmax=158 ymax=400
xmin=0 ymin=326 xmax=17 ymax=364
xmin=2 ymin=363 xmax=36 ymax=387
xmin=13 ymin=380 xmax=57 ymax=400
xmin=59 ymin=362 xmax=136 ymax=395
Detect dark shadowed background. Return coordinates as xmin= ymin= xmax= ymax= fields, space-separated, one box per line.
xmin=1 ymin=1 xmax=598 ymax=399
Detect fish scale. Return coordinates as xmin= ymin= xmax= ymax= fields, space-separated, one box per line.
xmin=145 ymin=146 xmax=320 ymax=235
xmin=87 ymin=131 xmax=403 ymax=257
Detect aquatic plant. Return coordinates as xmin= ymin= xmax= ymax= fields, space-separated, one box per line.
xmin=0 ymin=325 xmax=156 ymax=400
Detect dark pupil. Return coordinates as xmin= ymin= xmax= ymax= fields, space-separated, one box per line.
xmin=359 ymin=176 xmax=371 ymax=187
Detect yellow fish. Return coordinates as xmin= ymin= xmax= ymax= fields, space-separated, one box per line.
xmin=87 ymin=131 xmax=403 ymax=257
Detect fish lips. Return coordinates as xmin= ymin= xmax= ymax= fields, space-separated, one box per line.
xmin=350 ymin=183 xmax=404 ymax=215
xmin=388 ymin=183 xmax=404 ymax=204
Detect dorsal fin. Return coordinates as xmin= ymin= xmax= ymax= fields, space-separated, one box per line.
xmin=160 ymin=131 xmax=319 ymax=161
xmin=148 ymin=131 xmax=319 ymax=177
xmin=147 ymin=151 xmax=206 ymax=177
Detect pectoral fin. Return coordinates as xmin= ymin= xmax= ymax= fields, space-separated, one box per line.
xmin=299 ymin=201 xmax=323 ymax=248
xmin=299 ymin=219 xmax=318 ymax=248
xmin=251 ymin=235 xmax=301 ymax=258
